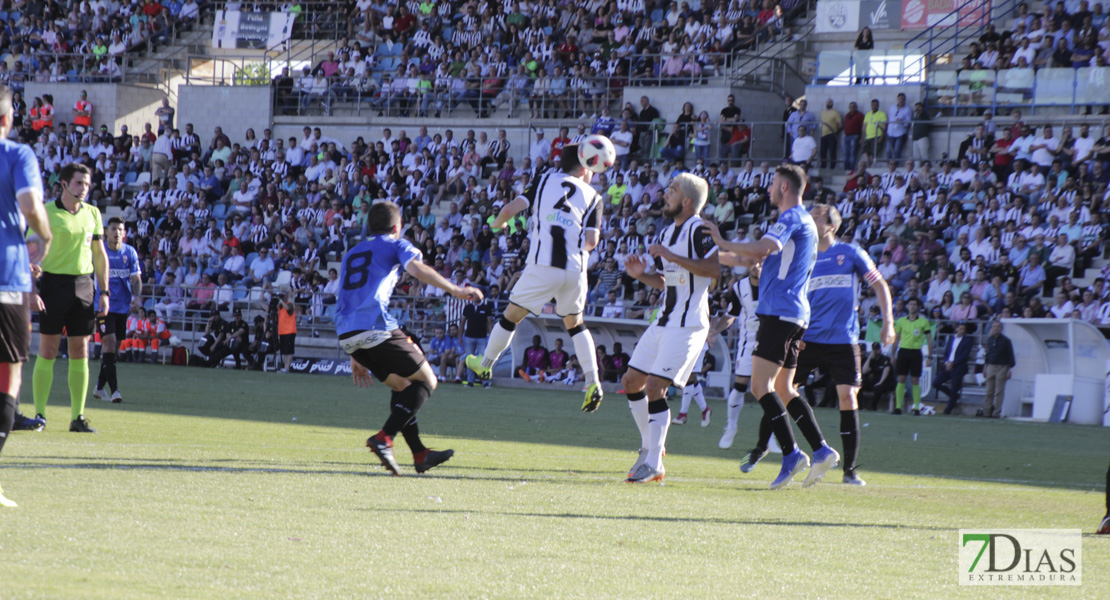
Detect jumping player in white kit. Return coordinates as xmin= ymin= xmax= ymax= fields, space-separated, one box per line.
xmin=465 ymin=145 xmax=605 ymax=412
xmin=621 ymin=173 xmax=720 ymax=483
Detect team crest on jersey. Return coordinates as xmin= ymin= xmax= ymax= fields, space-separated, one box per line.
xmin=836 ymin=254 xmax=845 ymax=266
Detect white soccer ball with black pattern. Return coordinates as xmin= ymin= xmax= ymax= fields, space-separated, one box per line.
xmin=919 ymin=404 xmax=936 ymax=415
xmin=577 ymin=134 xmax=616 ymax=174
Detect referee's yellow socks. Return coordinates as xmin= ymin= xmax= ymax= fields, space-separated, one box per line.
xmin=32 ymin=357 xmax=55 ymax=417
xmin=68 ymin=358 xmax=88 ymax=421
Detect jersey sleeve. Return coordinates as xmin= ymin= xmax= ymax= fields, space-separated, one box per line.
xmin=521 ymin=181 xmax=539 ymax=209
xmin=584 ymin=196 xmax=602 ymax=231
xmin=763 ymin=209 xmax=799 ymax=251
xmin=14 ymin=144 xmax=44 ymax=200
xmin=852 ymin=245 xmax=881 ymax=285
xmin=90 ymin=205 xmax=104 ymax=241
xmin=394 ymin=238 xmax=423 ymax=268
xmin=128 ymin=246 xmax=142 ymax=276
xmin=693 ymin=224 xmax=718 ymax=258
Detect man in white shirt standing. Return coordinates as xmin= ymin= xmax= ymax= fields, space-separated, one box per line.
xmin=1030 ymin=125 xmax=1060 ymax=169
xmin=789 ymin=125 xmax=816 ymax=169
xmin=529 ymin=129 xmax=550 ymax=165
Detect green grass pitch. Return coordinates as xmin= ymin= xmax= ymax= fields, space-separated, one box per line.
xmin=1 ymin=362 xmax=1107 ymax=599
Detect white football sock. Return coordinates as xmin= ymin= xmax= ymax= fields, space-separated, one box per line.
xmin=692 ymin=384 xmax=707 ymax=411
xmin=726 ymin=388 xmax=745 ymax=429
xmin=680 ymin=386 xmax=694 ymax=413
xmin=482 ymin=322 xmax=515 ymax=369
xmin=628 ymin=397 xmax=649 ymax=449
xmin=646 ymin=408 xmax=671 ymax=470
xmin=571 ymin=329 xmax=599 ymax=385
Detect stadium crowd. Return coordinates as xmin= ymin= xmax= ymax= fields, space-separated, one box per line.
xmin=272 ymin=0 xmax=808 ymax=116
xmin=0 ymin=0 xmax=206 ymax=87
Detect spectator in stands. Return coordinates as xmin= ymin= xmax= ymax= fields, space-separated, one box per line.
xmin=863 ymin=98 xmax=887 ymax=160
xmin=818 ymin=98 xmax=842 ymax=170
xmin=887 ymin=93 xmax=912 ymax=160
xmin=843 ymin=101 xmax=863 ymax=170
xmin=790 ymin=124 xmax=816 ymax=169
xmin=911 ymin=102 xmax=931 ymax=163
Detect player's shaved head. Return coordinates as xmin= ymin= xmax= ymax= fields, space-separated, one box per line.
xmin=561 ymin=143 xmax=585 ymax=175
xmin=671 ymin=173 xmax=709 ymax=215
xmin=367 ymin=201 xmax=402 ymax=235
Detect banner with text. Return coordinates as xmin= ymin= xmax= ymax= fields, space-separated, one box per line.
xmin=815 ymin=0 xmax=903 ymax=32
xmin=901 ymin=0 xmax=990 ymax=30
xmin=287 ymin=357 xmax=353 ymax=377
xmin=212 ymin=10 xmax=296 ymax=50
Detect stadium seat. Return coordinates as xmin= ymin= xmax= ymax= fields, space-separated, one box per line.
xmin=124 ymin=171 xmax=138 ymax=184
xmin=273 ymin=270 xmax=292 ymax=290
xmin=212 ymin=204 xmax=228 ymax=219
xmin=246 ymin=252 xmax=259 ymax=266
xmin=650 ymin=9 xmax=664 ymax=23
xmin=135 ymin=172 xmax=151 ymax=187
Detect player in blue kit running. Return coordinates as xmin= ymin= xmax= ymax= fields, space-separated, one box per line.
xmin=704 ymin=164 xmax=821 ymax=490
xmin=0 ymin=84 xmax=53 ymax=507
xmin=93 ymin=217 xmax=142 ymax=403
xmin=336 ymin=202 xmax=483 ymax=476
xmin=739 ymin=204 xmax=895 ymax=486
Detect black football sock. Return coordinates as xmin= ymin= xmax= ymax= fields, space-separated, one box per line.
xmin=787 ymin=397 xmax=826 ymax=451
xmin=401 ymin=419 xmax=427 ymax=454
xmin=1105 ymin=460 xmax=1109 ymax=515
xmin=840 ymin=409 xmax=860 ymax=474
xmin=105 ymin=352 xmax=119 ymax=393
xmin=0 ymin=392 xmax=15 ymax=456
xmin=758 ymin=392 xmax=797 ymax=453
xmin=754 ymin=412 xmax=772 ymax=453
xmin=382 ymin=381 xmax=431 ymax=437
xmin=96 ymin=352 xmax=111 ymax=391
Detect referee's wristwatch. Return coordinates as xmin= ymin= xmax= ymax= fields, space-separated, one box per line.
xmin=100 ymin=291 xmax=111 ymax=297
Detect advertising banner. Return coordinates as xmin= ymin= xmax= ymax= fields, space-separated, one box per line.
xmin=901 ymin=0 xmax=990 ymax=30
xmin=212 ymin=10 xmax=297 ymax=50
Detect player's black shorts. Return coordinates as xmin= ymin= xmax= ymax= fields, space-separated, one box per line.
xmin=97 ymin=312 xmax=128 ymax=340
xmin=793 ymin=341 xmax=862 ymax=387
xmin=0 ymin=291 xmax=31 ymax=363
xmin=895 ymin=348 xmax=924 ymax=378
xmin=754 ymin=314 xmax=806 ymax=369
xmin=38 ymin=272 xmax=96 ymax=337
xmin=345 ymin=329 xmax=427 ymax=382
xmin=279 ymin=333 xmax=297 ymax=355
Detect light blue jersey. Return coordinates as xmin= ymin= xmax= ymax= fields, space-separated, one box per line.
xmin=335 ymin=235 xmax=422 ymax=335
xmin=96 ymin=244 xmax=142 ymax=314
xmin=0 ymin=139 xmax=44 ymax=293
xmin=804 ymin=242 xmax=880 ymax=345
xmin=757 ymin=205 xmax=818 ymax=323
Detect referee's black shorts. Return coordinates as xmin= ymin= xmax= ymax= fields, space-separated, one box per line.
xmin=793 ymin=341 xmax=862 ymax=387
xmin=895 ymin=348 xmax=924 ymax=378
xmin=345 ymin=329 xmax=427 ymax=382
xmin=753 ymin=314 xmax=806 ymax=370
xmin=97 ymin=312 xmax=128 ymax=341
xmin=0 ymin=291 xmax=31 ymax=363
xmin=38 ymin=272 xmax=96 ymax=337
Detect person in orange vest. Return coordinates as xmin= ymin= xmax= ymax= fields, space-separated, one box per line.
xmin=73 ymin=90 xmax=93 ymax=134
xmin=29 ymin=97 xmax=42 ymax=133
xmin=148 ymin=314 xmax=173 ymax=363
xmin=39 ymin=94 xmax=54 ymax=132
xmin=277 ymin=293 xmax=297 ymax=372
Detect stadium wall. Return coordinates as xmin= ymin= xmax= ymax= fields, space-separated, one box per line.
xmin=177 ymin=85 xmax=274 ymax=142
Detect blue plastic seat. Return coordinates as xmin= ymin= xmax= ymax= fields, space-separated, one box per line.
xmin=212 ymin=203 xmax=228 ymax=219
xmin=650 ymin=9 xmax=664 ymax=23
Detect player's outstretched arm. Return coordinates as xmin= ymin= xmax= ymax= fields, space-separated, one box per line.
xmin=701 ymin=221 xmax=777 ymax=262
xmin=869 ymin=276 xmax=896 ymax=345
xmin=649 ymin=243 xmax=720 ymax=279
xmin=624 ymin=254 xmax=665 ymax=290
xmin=18 ymin=189 xmax=51 ymax=259
xmin=493 ymin=197 xmax=529 ymax=230
xmin=405 ymin=259 xmax=484 ymax=302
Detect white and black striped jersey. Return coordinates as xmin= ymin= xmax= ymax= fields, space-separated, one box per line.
xmin=522 ymin=170 xmax=603 ymax=272
xmin=650 ymin=216 xmax=718 ymax=329
xmin=723 ymin=276 xmax=759 ymax=340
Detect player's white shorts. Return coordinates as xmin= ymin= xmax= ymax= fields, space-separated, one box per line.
xmin=628 ymin=324 xmax=708 ymax=387
xmin=734 ymin=333 xmax=756 ymax=377
xmin=509 ymin=264 xmax=587 ymax=316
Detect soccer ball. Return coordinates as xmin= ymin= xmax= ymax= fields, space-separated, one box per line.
xmin=577 ymin=134 xmax=616 ymax=174
xmin=919 ymin=404 xmax=937 ymax=416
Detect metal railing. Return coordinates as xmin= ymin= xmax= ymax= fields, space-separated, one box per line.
xmin=925 ymin=66 xmax=1110 ymax=115
xmin=901 ymin=0 xmax=1019 ymax=83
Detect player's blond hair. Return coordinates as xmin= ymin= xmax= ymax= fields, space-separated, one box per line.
xmin=673 ymin=173 xmax=709 ymax=215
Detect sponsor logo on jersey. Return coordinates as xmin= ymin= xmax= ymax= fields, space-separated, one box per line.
xmin=836 ymin=254 xmax=845 ymax=266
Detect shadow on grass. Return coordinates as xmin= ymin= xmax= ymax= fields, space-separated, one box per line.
xmin=359 ymin=506 xmax=956 ymax=531
xmin=24 ymin=363 xmax=1110 ymax=491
